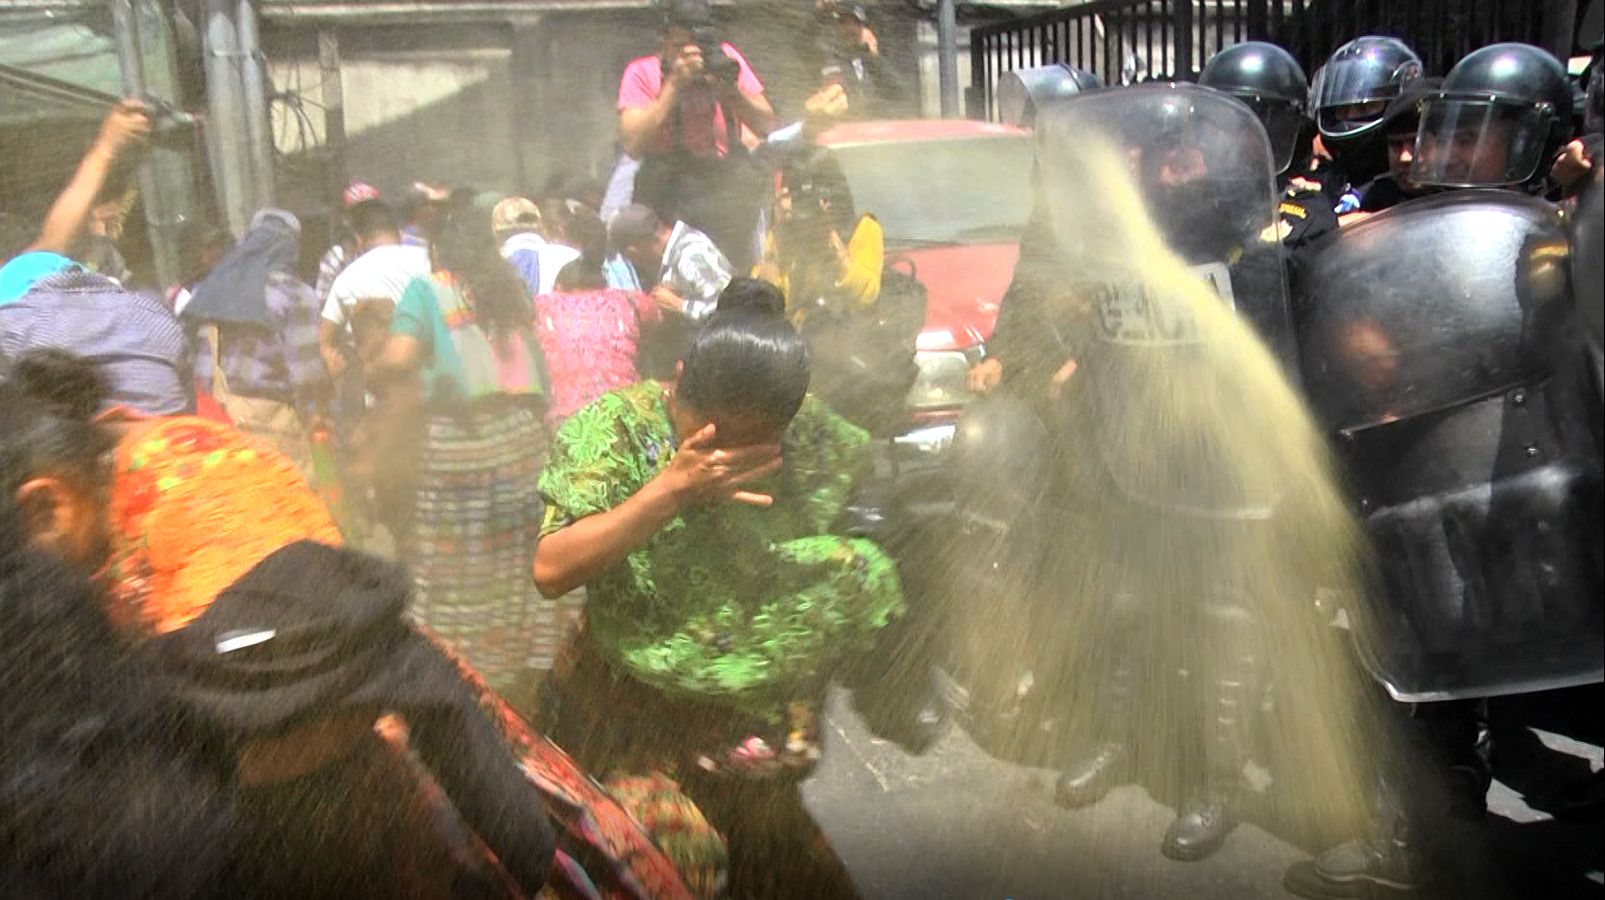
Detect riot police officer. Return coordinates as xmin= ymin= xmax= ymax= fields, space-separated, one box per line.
xmin=1284 ymin=42 xmax=1594 ymax=900
xmin=1309 ymin=37 xmax=1425 ymax=217
xmin=1199 ymin=41 xmax=1338 ymax=255
xmin=1353 ymin=77 xmax=1443 ymax=215
xmin=947 ymin=83 xmax=1310 ymax=863
xmin=1412 ymin=42 xmax=1576 ymax=194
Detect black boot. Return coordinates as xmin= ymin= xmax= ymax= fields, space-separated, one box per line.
xmin=848 ymin=664 xmax=951 ymax=755
xmin=843 ymin=602 xmax=951 ymax=755
xmin=1162 ymin=639 xmax=1256 ymax=862
xmin=1283 ymin=813 xmax=1419 ymax=898
xmin=1162 ymin=787 xmax=1238 ymax=861
xmin=1055 ymin=741 xmax=1129 ymax=808
xmin=1056 ymin=626 xmax=1137 ymax=809
xmin=1284 ymin=760 xmax=1420 ymax=898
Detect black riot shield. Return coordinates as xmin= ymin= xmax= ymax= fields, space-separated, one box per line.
xmin=1299 ymin=190 xmax=1604 ymax=701
xmin=1574 ymin=167 xmax=1604 ymax=391
xmin=1031 ymin=83 xmax=1296 ymax=516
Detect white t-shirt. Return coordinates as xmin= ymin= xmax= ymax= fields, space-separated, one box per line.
xmin=500 ymin=232 xmax=581 ymax=297
xmin=321 ymin=243 xmax=432 ymax=329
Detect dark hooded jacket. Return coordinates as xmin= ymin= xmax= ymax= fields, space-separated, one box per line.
xmin=183 ymin=209 xmax=302 ymax=326
xmin=148 ymin=540 xmax=556 ymax=898
xmin=0 ymin=524 xmax=234 ymax=900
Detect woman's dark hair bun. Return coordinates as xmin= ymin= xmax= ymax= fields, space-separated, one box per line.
xmin=679 ymin=304 xmax=810 ymax=427
xmin=715 ymin=278 xmax=787 ymax=319
xmin=7 ymin=349 xmax=111 ymax=422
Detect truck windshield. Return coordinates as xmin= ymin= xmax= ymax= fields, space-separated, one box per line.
xmin=829 ymin=135 xmax=1035 ymax=248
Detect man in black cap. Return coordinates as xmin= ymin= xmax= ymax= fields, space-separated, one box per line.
xmin=1351 ymin=78 xmax=1444 ymax=217
xmin=814 ymin=0 xmax=907 ymax=118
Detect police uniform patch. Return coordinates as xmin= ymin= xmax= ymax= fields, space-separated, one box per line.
xmin=1092 ymin=263 xmax=1235 ymax=346
xmin=1095 ymin=281 xmax=1202 ymax=345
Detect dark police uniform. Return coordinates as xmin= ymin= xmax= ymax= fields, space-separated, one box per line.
xmin=1276 ymin=175 xmax=1340 ymax=251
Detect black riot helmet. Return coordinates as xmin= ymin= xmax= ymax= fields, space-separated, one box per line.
xmin=1200 ymin=41 xmax=1308 ymax=174
xmin=1312 ymin=37 xmax=1423 ymax=143
xmin=1412 ymin=43 xmax=1574 ymax=189
xmin=1119 ymin=86 xmax=1274 ymax=261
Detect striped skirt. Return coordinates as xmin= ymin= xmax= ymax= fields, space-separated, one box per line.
xmin=400 ymin=400 xmax=572 ymax=705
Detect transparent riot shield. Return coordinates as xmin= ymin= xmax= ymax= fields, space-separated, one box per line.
xmin=994 ymin=83 xmax=1375 ymax=826
xmin=1298 ymin=190 xmax=1604 ymax=701
xmin=1030 ymin=83 xmax=1295 ymax=517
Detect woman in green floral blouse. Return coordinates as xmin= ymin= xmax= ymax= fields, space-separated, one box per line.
xmin=534 ymin=282 xmax=903 ymax=900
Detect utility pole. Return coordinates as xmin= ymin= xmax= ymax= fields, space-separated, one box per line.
xmin=204 ymin=0 xmax=251 ymax=235
xmin=318 ymin=28 xmax=347 ymax=248
xmin=937 ymin=0 xmax=959 ymax=116
xmin=110 ymin=0 xmax=180 ymax=287
xmin=236 ymin=0 xmax=276 ymax=211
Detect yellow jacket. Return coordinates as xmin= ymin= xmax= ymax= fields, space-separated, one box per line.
xmin=756 ymin=214 xmax=884 ymax=324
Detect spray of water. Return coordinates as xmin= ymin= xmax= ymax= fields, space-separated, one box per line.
xmin=941 ymin=128 xmax=1379 ymax=865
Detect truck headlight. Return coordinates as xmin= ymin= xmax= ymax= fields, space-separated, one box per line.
xmin=894 ymin=423 xmax=958 ymax=458
xmin=907 ymin=350 xmax=976 ymax=409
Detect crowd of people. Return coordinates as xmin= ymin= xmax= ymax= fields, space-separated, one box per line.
xmin=0 ymin=0 xmax=1601 ymax=896
xmin=0 ymin=4 xmax=904 ymax=891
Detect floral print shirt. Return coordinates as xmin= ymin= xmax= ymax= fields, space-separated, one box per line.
xmin=538 ymin=381 xmax=904 ymax=719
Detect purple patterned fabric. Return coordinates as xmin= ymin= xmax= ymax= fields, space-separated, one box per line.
xmin=192 ymin=272 xmax=327 ymax=415
xmin=0 ymin=269 xmax=195 ymax=415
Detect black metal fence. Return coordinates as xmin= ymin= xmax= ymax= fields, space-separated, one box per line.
xmin=968 ymin=0 xmax=1579 ymax=121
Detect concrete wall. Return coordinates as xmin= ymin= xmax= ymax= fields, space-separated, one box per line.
xmin=265 ymin=23 xmax=533 ymax=210
xmin=262 ymin=6 xmax=931 ymax=219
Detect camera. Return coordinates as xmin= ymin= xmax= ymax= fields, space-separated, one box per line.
xmin=660 ymin=0 xmax=737 ymax=83
xmin=695 ymin=27 xmax=741 ymax=82
xmin=658 ymin=27 xmax=739 ymax=84
xmin=139 ymin=94 xmax=199 ymax=143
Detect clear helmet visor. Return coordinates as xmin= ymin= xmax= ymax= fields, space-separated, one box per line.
xmin=1317 ymin=100 xmax=1391 ymax=139
xmin=1032 ymin=84 xmax=1282 ymax=264
xmin=1313 ymin=55 xmax=1422 ymax=138
xmin=1411 ymin=97 xmax=1550 ymax=188
xmin=1240 ymin=96 xmax=1305 ymax=174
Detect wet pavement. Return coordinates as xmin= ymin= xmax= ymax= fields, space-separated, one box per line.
xmin=802 ymin=687 xmax=1605 ymax=900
